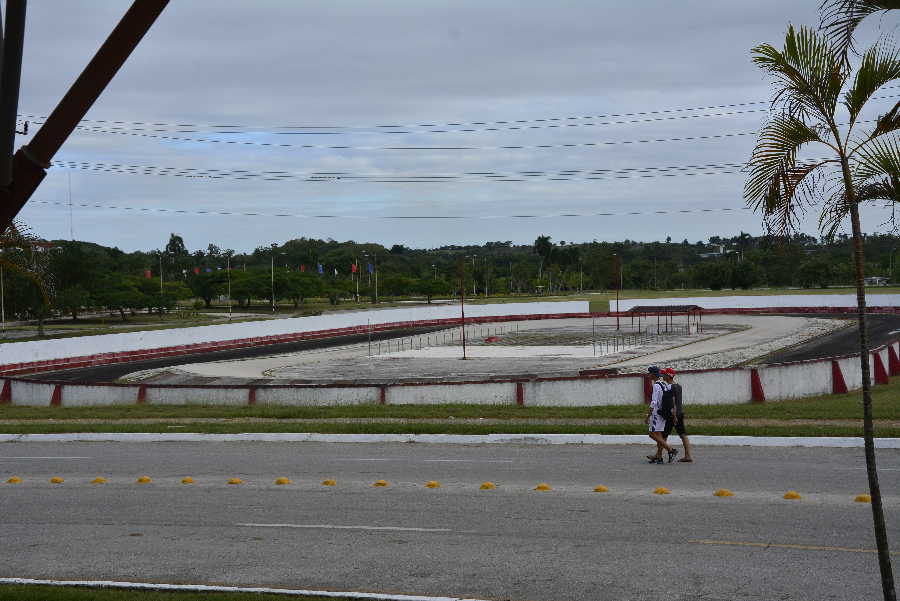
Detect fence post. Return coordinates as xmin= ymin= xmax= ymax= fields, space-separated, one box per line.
xmin=643 ymin=376 xmax=652 ymax=404
xmin=516 ymin=382 xmax=525 ymax=406
xmin=137 ymin=385 xmax=147 ymax=404
xmin=248 ymin=387 xmax=257 ymax=406
xmin=0 ymin=379 xmax=10 ymax=404
xmin=379 ymin=386 xmax=387 ymax=405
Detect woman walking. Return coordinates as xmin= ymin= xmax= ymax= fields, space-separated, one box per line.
xmin=645 ymin=366 xmax=678 ymax=464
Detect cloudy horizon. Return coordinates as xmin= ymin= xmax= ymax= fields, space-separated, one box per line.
xmin=11 ymin=1 xmax=900 ymax=253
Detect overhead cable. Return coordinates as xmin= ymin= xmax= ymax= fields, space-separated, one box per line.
xmin=31 ymin=199 xmax=755 ymax=220
xmin=17 ymin=86 xmax=900 ymax=134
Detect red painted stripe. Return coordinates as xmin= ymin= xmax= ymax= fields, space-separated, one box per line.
xmin=516 ymin=382 xmax=525 ymax=406
xmin=873 ymin=352 xmax=889 ymax=385
xmin=750 ymin=369 xmax=765 ymax=403
xmin=831 ymin=360 xmax=848 ymax=394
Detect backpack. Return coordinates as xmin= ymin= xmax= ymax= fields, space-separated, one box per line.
xmin=657 ymin=382 xmax=675 ymax=417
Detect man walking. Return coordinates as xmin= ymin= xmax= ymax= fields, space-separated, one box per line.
xmin=645 ymin=365 xmax=678 ymax=464
xmin=662 ymin=368 xmax=693 ymax=462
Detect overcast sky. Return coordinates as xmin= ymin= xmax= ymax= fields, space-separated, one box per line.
xmin=12 ymin=1 xmax=900 ymax=253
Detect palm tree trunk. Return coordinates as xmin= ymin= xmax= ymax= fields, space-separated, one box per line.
xmin=849 ymin=201 xmax=896 ymax=600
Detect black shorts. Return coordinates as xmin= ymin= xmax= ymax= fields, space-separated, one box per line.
xmin=663 ymin=415 xmax=687 ymax=437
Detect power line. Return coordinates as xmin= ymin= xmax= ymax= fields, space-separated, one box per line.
xmin=50 ymin=157 xmax=757 ymax=183
xmin=17 ymin=86 xmax=900 ymax=134
xmin=31 ymin=198 xmax=755 ymax=220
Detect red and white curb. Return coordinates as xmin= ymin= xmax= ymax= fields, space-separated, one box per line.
xmin=0 ymin=578 xmax=488 ymax=600
xmin=0 ymin=433 xmax=897 ymax=448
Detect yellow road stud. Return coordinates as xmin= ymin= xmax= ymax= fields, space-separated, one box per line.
xmin=50 ymin=477 xmax=64 ymax=484
xmin=372 ymin=479 xmax=389 ymax=487
xmin=479 ymin=482 xmax=496 ymax=490
xmin=653 ymin=487 xmax=671 ymax=495
xmin=6 ymin=476 xmax=21 ymax=484
xmin=534 ymin=483 xmax=552 ymax=491
xmin=181 ymin=477 xmax=194 ymax=484
xmin=713 ymin=489 xmax=734 ymax=497
xmin=228 ymin=478 xmax=242 ymax=485
xmin=274 ymin=477 xmax=291 ymax=485
xmin=425 ymin=481 xmax=441 ymax=488
xmin=91 ymin=477 xmax=107 ymax=485
xmin=593 ymin=485 xmax=609 ymax=493
xmin=322 ymin=479 xmax=336 ymax=486
xmin=136 ymin=476 xmax=152 ymax=484
xmin=783 ymin=490 xmax=801 ymax=500
xmin=854 ymin=493 xmax=872 ymax=503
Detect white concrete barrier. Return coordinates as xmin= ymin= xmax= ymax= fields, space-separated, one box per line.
xmin=758 ymin=362 xmax=832 ymax=401
xmin=526 ymin=376 xmax=641 ymax=407
xmin=678 ymin=369 xmax=752 ymax=405
xmin=387 ymin=382 xmax=515 ymax=405
xmin=614 ymin=294 xmax=899 ymax=311
xmin=255 ymin=386 xmax=378 ymax=406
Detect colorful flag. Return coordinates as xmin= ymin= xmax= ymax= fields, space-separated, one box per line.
xmin=193 ymin=267 xmax=200 ymax=275
xmin=367 ymin=263 xmax=374 ymax=274
xmin=205 ymin=267 xmax=212 ymax=273
xmin=317 ymin=263 xmax=323 ymax=274
xmin=144 ymin=269 xmax=152 ymax=279
xmin=333 ymin=267 xmax=338 ymax=276
xmin=300 ymin=264 xmax=306 ymax=272
xmin=351 ymin=263 xmax=358 ymax=274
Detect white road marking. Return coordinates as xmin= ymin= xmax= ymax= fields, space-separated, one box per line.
xmin=338 ymin=458 xmax=513 ymax=463
xmin=0 ymin=456 xmax=91 ymax=460
xmin=0 ymin=578 xmax=487 ymax=601
xmin=236 ymin=523 xmax=462 ymax=533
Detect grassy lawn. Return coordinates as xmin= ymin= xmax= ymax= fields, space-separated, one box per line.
xmin=1 ymin=378 xmax=898 ymax=437
xmin=0 ymin=584 xmax=353 ymax=601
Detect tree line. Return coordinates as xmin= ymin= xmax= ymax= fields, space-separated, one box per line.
xmin=2 ymin=229 xmax=900 ymax=324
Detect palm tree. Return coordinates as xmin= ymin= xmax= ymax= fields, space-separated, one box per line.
xmin=745 ymin=25 xmax=898 ymax=600
xmin=820 ymin=0 xmax=900 ymax=55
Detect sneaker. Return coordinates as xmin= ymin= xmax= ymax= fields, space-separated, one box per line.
xmin=667 ymin=448 xmax=679 ymax=463
xmin=648 ymin=457 xmax=663 ymax=464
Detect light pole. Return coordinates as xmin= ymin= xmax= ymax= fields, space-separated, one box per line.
xmin=432 ymin=263 xmax=436 ymax=280
xmin=471 ymin=255 xmax=477 ymax=296
xmin=613 ymin=253 xmax=621 ymax=331
xmin=270 ymin=250 xmax=285 ymax=313
xmin=355 ymin=257 xmax=360 ymax=302
xmin=158 ymin=250 xmax=164 ymax=295
xmin=226 ymin=254 xmax=232 ymax=321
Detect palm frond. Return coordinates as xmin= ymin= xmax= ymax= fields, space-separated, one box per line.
xmin=820 ymin=175 xmax=900 ymax=236
xmin=844 ymin=44 xmax=900 ymax=125
xmin=752 ymin=25 xmax=848 ymax=123
xmin=820 ymin=0 xmax=900 ymax=56
xmin=745 ymin=113 xmax=833 ymax=210
xmin=852 ymin=133 xmax=900 ymax=179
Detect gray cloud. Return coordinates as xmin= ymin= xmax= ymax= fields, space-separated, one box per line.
xmin=13 ymin=0 xmax=900 ymax=252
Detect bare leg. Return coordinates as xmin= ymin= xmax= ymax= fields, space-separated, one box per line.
xmin=681 ymin=435 xmax=693 ymax=460
xmin=650 ymin=432 xmax=673 ymax=454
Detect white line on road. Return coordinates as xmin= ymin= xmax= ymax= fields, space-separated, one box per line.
xmin=338 ymin=458 xmax=514 ymax=463
xmin=236 ymin=523 xmax=462 ymax=533
xmin=0 ymin=578 xmax=489 ymax=601
xmin=0 ymin=457 xmax=91 ymax=460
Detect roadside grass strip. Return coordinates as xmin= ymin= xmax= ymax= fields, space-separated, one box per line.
xmin=0 ymin=579 xmax=492 ymax=601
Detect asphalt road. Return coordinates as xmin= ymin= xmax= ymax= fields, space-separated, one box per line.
xmin=0 ymin=442 xmax=897 ymax=600
xmin=761 ymin=314 xmax=900 ymax=364
xmin=26 ymin=325 xmax=448 ymax=383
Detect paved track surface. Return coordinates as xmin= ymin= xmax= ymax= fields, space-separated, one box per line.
xmin=761 ymin=314 xmax=900 ymax=364
xmin=0 ymin=442 xmax=897 ymax=600
xmin=25 ymin=326 xmax=448 ymax=383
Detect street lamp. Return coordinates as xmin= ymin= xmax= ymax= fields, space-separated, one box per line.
xmin=470 ymin=254 xmax=477 ymax=296
xmin=271 ymin=250 xmax=285 ymax=313
xmin=432 ymin=263 xmax=437 ymax=280
xmin=362 ymin=251 xmax=378 ymax=303
xmin=226 ymin=254 xmax=232 ymax=321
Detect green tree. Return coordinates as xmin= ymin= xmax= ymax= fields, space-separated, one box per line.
xmin=821 ymin=1 xmax=900 ymax=55
xmin=54 ymin=285 xmax=92 ymax=320
xmin=189 ymin=272 xmax=226 ymax=308
xmin=745 ymin=26 xmax=898 ymax=595
xmin=416 ymin=278 xmax=451 ymax=303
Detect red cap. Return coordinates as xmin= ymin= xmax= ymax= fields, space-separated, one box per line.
xmin=662 ymin=368 xmax=676 ymax=377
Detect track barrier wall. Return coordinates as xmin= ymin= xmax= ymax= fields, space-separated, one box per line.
xmin=0 ymin=300 xmax=897 ymax=407
xmin=1 ymin=338 xmax=896 ymax=408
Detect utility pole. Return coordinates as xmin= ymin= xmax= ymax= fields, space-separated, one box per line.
xmin=613 ymin=253 xmax=621 ymax=330
xmin=226 ymin=254 xmax=232 ymax=321
xmin=0 ymin=1 xmax=171 ymax=232
xmin=0 ymin=0 xmax=27 ymax=188
xmin=458 ymin=258 xmax=467 ymax=360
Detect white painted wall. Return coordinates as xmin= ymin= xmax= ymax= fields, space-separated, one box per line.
xmin=0 ymin=301 xmax=588 ymax=366
xmin=59 ymin=385 xmax=136 ymax=406
xmin=677 ymin=370 xmax=751 ymax=405
xmin=758 ymin=362 xmax=832 ymax=400
xmin=527 ymin=377 xmax=642 ymax=406
xmin=144 ymin=387 xmax=247 ymax=406
xmin=255 ymin=386 xmax=378 ymax=406
xmin=9 ymin=380 xmax=56 ymax=406
xmin=387 ymin=382 xmax=515 ymax=405
xmin=614 ymin=294 xmax=899 ymax=311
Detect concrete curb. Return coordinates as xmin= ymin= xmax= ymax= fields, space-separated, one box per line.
xmin=0 ymin=578 xmax=487 ymax=601
xmin=0 ymin=433 xmax=897 ymax=448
